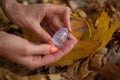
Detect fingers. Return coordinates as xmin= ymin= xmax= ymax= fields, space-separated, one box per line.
xmin=67 ymin=34 xmax=78 ymax=44
xmin=62 ymin=7 xmax=71 ymax=32
xmin=45 ymin=4 xmax=71 ymax=32
xmin=54 ymin=6 xmax=71 ymax=32
xmin=20 ymin=55 xmax=55 ymax=70
xmin=26 ymin=43 xmax=58 ymax=56
xmin=37 ymin=55 xmax=56 ymax=67
xmin=41 ymin=19 xmax=55 ymax=36
xmin=51 ymin=16 xmax=63 ymax=31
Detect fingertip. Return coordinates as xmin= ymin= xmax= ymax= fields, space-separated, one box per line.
xmin=54 ymin=5 xmax=71 ymax=33
xmin=47 ymin=40 xmax=54 ymax=45
xmin=69 ymin=28 xmax=72 ymax=33
xmin=50 ymin=46 xmax=58 ymax=54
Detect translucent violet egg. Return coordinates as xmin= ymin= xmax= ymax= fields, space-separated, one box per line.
xmin=52 ymin=28 xmax=68 ymax=47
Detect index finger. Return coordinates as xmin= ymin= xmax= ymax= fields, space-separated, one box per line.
xmin=55 ymin=6 xmax=71 ymax=32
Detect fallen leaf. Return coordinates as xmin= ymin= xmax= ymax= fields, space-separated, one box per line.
xmin=89 ymin=53 xmax=105 ymax=69
xmin=88 ymin=11 xmax=120 ymax=51
xmin=51 ymin=40 xmax=99 ymax=66
xmin=6 ymin=72 xmax=66 ymax=80
xmin=75 ymin=59 xmax=93 ymax=80
xmin=22 ymin=28 xmax=40 ymax=42
xmin=98 ymin=61 xmax=120 ymax=80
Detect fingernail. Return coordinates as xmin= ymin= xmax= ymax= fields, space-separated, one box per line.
xmin=69 ymin=29 xmax=72 ymax=33
xmin=47 ymin=40 xmax=53 ymax=45
xmin=69 ymin=30 xmax=72 ymax=33
xmin=50 ymin=46 xmax=58 ymax=54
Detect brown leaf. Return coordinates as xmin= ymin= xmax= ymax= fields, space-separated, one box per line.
xmin=75 ymin=59 xmax=93 ymax=80
xmin=84 ymin=72 xmax=98 ymax=80
xmin=98 ymin=61 xmax=120 ymax=80
xmin=89 ymin=53 xmax=105 ymax=69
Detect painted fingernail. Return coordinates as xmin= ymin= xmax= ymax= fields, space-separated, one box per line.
xmin=69 ymin=29 xmax=72 ymax=33
xmin=50 ymin=46 xmax=58 ymax=54
xmin=47 ymin=40 xmax=53 ymax=45
xmin=69 ymin=30 xmax=72 ymax=33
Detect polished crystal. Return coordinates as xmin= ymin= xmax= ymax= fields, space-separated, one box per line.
xmin=52 ymin=28 xmax=68 ymax=47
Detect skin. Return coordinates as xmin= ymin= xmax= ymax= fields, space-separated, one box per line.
xmin=0 ymin=0 xmax=78 ymax=70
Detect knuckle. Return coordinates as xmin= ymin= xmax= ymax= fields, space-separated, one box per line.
xmin=42 ymin=3 xmax=52 ymax=8
xmin=65 ymin=6 xmax=71 ymax=12
xmin=26 ymin=62 xmax=38 ymax=70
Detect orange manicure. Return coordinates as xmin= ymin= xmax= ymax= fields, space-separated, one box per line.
xmin=50 ymin=46 xmax=58 ymax=54
xmin=69 ymin=28 xmax=72 ymax=33
xmin=47 ymin=40 xmax=53 ymax=45
xmin=69 ymin=29 xmax=72 ymax=33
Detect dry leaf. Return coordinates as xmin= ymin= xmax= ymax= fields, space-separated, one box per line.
xmin=88 ymin=11 xmax=120 ymax=51
xmin=0 ymin=1 xmax=120 ymax=80
xmin=22 ymin=28 xmax=40 ymax=41
xmin=51 ymin=40 xmax=99 ymax=66
xmin=84 ymin=72 xmax=98 ymax=80
xmin=64 ymin=61 xmax=80 ymax=80
xmin=89 ymin=53 xmax=105 ymax=69
xmin=71 ymin=18 xmax=88 ymax=39
xmin=98 ymin=61 xmax=120 ymax=80
xmin=6 ymin=72 xmax=66 ymax=80
xmin=74 ymin=59 xmax=93 ymax=80
xmin=0 ymin=67 xmax=65 ymax=80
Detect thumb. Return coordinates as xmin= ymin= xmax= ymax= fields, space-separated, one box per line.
xmin=28 ymin=43 xmax=58 ymax=55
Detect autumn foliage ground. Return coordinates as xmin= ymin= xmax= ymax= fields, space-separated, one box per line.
xmin=0 ymin=0 xmax=120 ymax=80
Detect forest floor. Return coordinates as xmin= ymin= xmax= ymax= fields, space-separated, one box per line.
xmin=0 ymin=0 xmax=120 ymax=80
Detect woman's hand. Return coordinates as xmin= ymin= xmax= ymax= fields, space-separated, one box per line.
xmin=0 ymin=0 xmax=78 ymax=70
xmin=1 ymin=1 xmax=71 ymax=42
xmin=0 ymin=31 xmax=77 ymax=70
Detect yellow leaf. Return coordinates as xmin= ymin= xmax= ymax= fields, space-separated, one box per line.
xmin=22 ymin=28 xmax=40 ymax=42
xmin=51 ymin=40 xmax=99 ymax=66
xmin=96 ymin=21 xmax=120 ymax=51
xmin=71 ymin=18 xmax=89 ymax=39
xmin=89 ymin=11 xmax=120 ymax=51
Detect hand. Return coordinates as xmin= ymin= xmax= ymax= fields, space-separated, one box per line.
xmin=0 ymin=1 xmax=78 ymax=70
xmin=0 ymin=31 xmax=77 ymax=70
xmin=2 ymin=1 xmax=71 ymax=42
